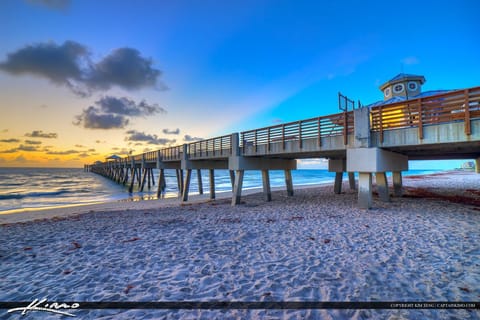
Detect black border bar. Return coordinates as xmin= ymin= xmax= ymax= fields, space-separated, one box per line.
xmin=1 ymin=301 xmax=479 ymax=310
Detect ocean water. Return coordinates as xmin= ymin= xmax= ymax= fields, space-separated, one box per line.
xmin=0 ymin=167 xmax=441 ymax=213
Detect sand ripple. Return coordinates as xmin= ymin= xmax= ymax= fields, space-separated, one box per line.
xmin=1 ymin=171 xmax=479 ymax=319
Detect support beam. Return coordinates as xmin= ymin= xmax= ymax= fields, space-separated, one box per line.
xmin=348 ymin=172 xmax=356 ymax=190
xmin=128 ymin=167 xmax=135 ymax=193
xmin=285 ymin=169 xmax=294 ymax=196
xmin=209 ymin=169 xmax=215 ymax=200
xmin=140 ymin=168 xmax=147 ymax=192
xmin=229 ymin=170 xmax=235 ymax=190
xmin=334 ymin=172 xmax=343 ymax=194
xmin=329 ymin=159 xmax=346 ymax=194
xmin=123 ymin=167 xmax=129 ymax=185
xmin=262 ymin=170 xmax=272 ymax=202
xmin=358 ymin=172 xmax=372 ymax=209
xmin=176 ymin=169 xmax=181 ymax=191
xmin=375 ymin=172 xmax=390 ymax=202
xmin=147 ymin=168 xmax=151 ymax=189
xmin=182 ymin=169 xmax=192 ymax=202
xmin=392 ymin=171 xmax=403 ymax=197
xmin=176 ymin=169 xmax=184 ymax=196
xmin=232 ymin=170 xmax=245 ymax=206
xmin=179 ymin=170 xmax=184 ymax=194
xmin=157 ymin=169 xmax=166 ymax=198
xmin=197 ymin=169 xmax=203 ymax=195
xmin=476 ymin=158 xmax=480 ymax=174
xmin=137 ymin=168 xmax=142 ymax=187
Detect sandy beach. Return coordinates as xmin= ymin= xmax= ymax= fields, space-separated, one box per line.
xmin=1 ymin=171 xmax=479 ymax=319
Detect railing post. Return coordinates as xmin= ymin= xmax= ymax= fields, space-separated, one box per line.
xmin=379 ymin=106 xmax=384 ymax=143
xmin=282 ymin=124 xmax=285 ymax=150
xmin=267 ymin=127 xmax=271 ymax=152
xmin=418 ymin=98 xmax=423 ymax=140
xmin=317 ymin=117 xmax=322 ymax=147
xmin=343 ymin=111 xmax=348 ymax=145
xmin=254 ymin=130 xmax=258 ymax=153
xmin=465 ymin=89 xmax=471 ymax=135
xmin=220 ymin=137 xmax=223 ymax=156
xmin=231 ymin=133 xmax=240 ymax=157
xmin=299 ymin=121 xmax=303 ymax=149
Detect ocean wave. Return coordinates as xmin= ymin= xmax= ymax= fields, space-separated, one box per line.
xmin=0 ymin=190 xmax=72 ymax=200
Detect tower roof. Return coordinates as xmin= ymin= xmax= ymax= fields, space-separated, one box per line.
xmin=379 ymin=73 xmax=426 ymax=91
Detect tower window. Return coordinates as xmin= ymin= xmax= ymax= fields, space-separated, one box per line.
xmin=393 ymin=83 xmax=405 ymax=94
xmin=384 ymin=88 xmax=391 ymax=98
xmin=408 ymin=81 xmax=418 ymax=91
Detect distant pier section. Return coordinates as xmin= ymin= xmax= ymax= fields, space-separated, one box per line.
xmin=86 ymin=81 xmax=480 ymax=208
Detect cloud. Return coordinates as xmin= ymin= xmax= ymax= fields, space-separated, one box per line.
xmin=163 ymin=128 xmax=180 ymax=135
xmin=46 ymin=149 xmax=79 ymax=155
xmin=401 ymin=56 xmax=420 ymax=65
xmin=183 ymin=135 xmax=204 ymax=142
xmin=0 ymin=144 xmax=39 ymax=153
xmin=17 ymin=145 xmax=39 ymax=152
xmin=0 ymin=41 xmax=88 ymax=91
xmin=74 ymin=106 xmax=129 ymax=129
xmin=116 ymin=148 xmax=134 ymax=155
xmin=27 ymin=0 xmax=70 ymax=10
xmin=297 ymin=158 xmax=328 ymax=169
xmin=78 ymin=152 xmax=90 ymax=158
xmin=0 ymin=148 xmax=18 ymax=153
xmin=0 ymin=138 xmax=20 ymax=143
xmin=1 ymin=129 xmax=9 ymax=133
xmin=24 ymin=140 xmax=42 ymax=145
xmin=15 ymin=155 xmax=27 ymax=162
xmin=25 ymin=130 xmax=58 ymax=138
xmin=74 ymin=96 xmax=165 ymax=129
xmin=125 ymin=130 xmax=176 ymax=146
xmin=88 ymin=48 xmax=165 ymax=92
xmin=88 ymin=148 xmax=96 ymax=152
xmin=95 ymin=96 xmax=166 ymax=116
xmin=0 ymin=41 xmax=165 ymax=97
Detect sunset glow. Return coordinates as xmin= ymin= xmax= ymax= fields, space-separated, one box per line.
xmin=1 ymin=0 xmax=479 ymax=168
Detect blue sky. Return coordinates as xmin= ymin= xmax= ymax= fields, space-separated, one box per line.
xmin=0 ymin=0 xmax=479 ymax=168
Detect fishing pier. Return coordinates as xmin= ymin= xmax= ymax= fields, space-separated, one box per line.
xmin=86 ymin=84 xmax=480 ymax=209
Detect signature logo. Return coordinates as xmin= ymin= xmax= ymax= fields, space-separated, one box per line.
xmin=8 ymin=298 xmax=79 ymax=317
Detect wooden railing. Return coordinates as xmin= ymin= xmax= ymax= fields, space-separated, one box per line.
xmin=371 ymin=87 xmax=480 ymax=142
xmin=240 ymin=111 xmax=354 ymax=153
xmin=109 ymin=145 xmax=183 ymax=164
xmin=187 ymin=134 xmax=232 ymax=159
xmin=133 ymin=154 xmax=143 ymax=162
xmin=158 ymin=146 xmax=183 ymax=161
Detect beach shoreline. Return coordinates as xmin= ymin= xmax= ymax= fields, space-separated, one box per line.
xmin=0 ymin=170 xmax=465 ymax=225
xmin=0 ymin=180 xmax=338 ymax=225
xmin=1 ymin=170 xmax=479 ymax=319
